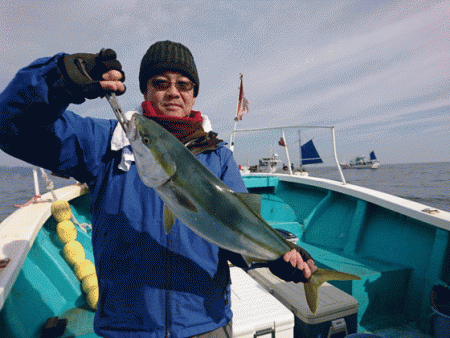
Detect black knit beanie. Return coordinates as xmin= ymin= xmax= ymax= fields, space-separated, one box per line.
xmin=139 ymin=41 xmax=199 ymax=97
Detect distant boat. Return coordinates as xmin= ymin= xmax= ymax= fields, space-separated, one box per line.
xmin=292 ymin=131 xmax=323 ymax=176
xmin=285 ymin=138 xmax=323 ymax=176
xmin=249 ymin=137 xmax=323 ymax=176
xmin=340 ymin=151 xmax=380 ymax=169
xmin=244 ymin=130 xmax=324 ymax=176
xmin=299 ymin=139 xmax=323 ymax=166
xmin=249 ymin=154 xmax=282 ymax=173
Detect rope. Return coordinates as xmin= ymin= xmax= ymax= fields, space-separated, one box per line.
xmin=70 ymin=214 xmax=92 ymax=233
xmin=15 ymin=167 xmax=93 ymax=233
xmin=14 ymin=167 xmax=54 ymax=207
xmin=39 ymin=168 xmax=57 ymax=201
xmin=14 ymin=195 xmax=42 ymax=208
xmin=40 ymin=169 xmax=93 ymax=232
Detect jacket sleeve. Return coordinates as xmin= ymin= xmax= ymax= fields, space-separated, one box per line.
xmin=219 ymin=148 xmax=247 ymax=194
xmin=0 ymin=53 xmax=114 ymax=184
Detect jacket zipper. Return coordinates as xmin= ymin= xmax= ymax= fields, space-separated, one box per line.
xmin=165 ymin=231 xmax=172 ymax=338
xmin=97 ymin=229 xmax=108 ymax=317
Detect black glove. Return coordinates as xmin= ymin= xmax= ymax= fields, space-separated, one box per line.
xmin=268 ymin=245 xmax=313 ymax=283
xmin=60 ymin=48 xmax=125 ymax=103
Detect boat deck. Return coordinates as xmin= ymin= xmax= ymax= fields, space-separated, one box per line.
xmin=244 ymin=174 xmax=450 ymax=337
xmin=370 ymin=321 xmax=433 ymax=337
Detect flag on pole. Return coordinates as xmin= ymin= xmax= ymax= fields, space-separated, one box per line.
xmin=278 ymin=137 xmax=286 ymax=147
xmin=234 ymin=74 xmax=250 ymax=121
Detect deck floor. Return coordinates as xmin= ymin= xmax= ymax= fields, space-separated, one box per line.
xmin=366 ymin=323 xmax=433 ymax=338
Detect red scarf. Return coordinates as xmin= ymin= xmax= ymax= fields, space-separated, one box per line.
xmin=141 ymin=102 xmax=222 ymax=152
xmin=142 ymin=101 xmax=205 ymax=144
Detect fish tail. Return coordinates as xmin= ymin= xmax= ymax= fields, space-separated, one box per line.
xmin=304 ymin=268 xmax=361 ymax=314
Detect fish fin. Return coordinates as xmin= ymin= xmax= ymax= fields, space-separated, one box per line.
xmin=313 ymin=268 xmax=361 ymax=284
xmin=236 ymin=193 xmax=262 ymax=215
xmin=163 ymin=205 xmax=177 ymax=234
xmin=304 ymin=268 xmax=361 ymax=314
xmin=304 ymin=282 xmax=320 ymax=314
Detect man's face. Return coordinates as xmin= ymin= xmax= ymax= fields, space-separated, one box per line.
xmin=144 ymin=72 xmax=196 ymax=118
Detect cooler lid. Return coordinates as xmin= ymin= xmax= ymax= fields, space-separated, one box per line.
xmin=230 ymin=267 xmax=294 ymax=336
xmin=248 ymin=268 xmax=358 ymax=324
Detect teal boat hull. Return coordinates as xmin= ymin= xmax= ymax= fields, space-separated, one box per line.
xmin=244 ymin=174 xmax=449 ymax=335
xmin=1 ymin=173 xmax=449 ymax=337
xmin=0 ymin=186 xmax=98 ymax=338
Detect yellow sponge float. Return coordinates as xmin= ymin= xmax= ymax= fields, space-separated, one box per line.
xmin=52 ymin=200 xmax=98 ymax=310
xmin=74 ymin=259 xmax=96 ymax=280
xmin=82 ymin=273 xmax=99 ymax=310
xmin=82 ymin=273 xmax=98 ymax=294
xmin=51 ymin=200 xmax=72 ymax=222
xmin=86 ymin=286 xmax=99 ymax=310
xmin=56 ymin=220 xmax=77 ymax=243
xmin=63 ymin=241 xmax=85 ymax=265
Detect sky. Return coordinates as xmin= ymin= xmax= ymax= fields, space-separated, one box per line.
xmin=1 ymin=0 xmax=449 ymax=168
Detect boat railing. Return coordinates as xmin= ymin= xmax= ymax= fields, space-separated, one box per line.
xmin=229 ymin=125 xmax=347 ymax=184
xmin=13 ymin=166 xmax=58 ymax=208
xmin=33 ymin=166 xmax=58 ymax=201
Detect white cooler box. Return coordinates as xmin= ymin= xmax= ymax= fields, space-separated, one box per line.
xmin=230 ymin=267 xmax=295 ymax=338
xmin=247 ymin=268 xmax=358 ymax=338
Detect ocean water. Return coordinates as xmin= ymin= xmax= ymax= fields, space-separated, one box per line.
xmin=0 ymin=162 xmax=449 ymax=224
xmin=0 ymin=166 xmax=76 ymax=224
xmin=305 ymin=161 xmax=450 ymax=212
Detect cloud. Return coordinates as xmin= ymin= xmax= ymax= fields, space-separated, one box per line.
xmin=216 ymin=1 xmax=450 ymax=133
xmin=0 ymin=0 xmax=449 ymax=165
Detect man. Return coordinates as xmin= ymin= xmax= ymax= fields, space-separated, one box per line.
xmin=0 ymin=41 xmax=315 ymax=338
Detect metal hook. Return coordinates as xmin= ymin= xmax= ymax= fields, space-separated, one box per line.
xmin=105 ymin=93 xmax=128 ymax=132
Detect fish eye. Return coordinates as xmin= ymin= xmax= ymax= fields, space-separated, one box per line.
xmin=143 ymin=137 xmax=151 ymax=145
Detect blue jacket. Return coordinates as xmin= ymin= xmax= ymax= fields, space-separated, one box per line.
xmin=0 ymin=54 xmax=248 ymax=338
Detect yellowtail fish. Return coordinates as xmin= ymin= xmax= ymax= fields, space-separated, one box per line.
xmin=125 ymin=113 xmax=361 ymax=314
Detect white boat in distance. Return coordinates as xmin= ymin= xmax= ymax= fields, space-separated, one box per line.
xmin=341 ymin=151 xmax=380 ymax=169
xmin=246 ymin=154 xmax=282 ymax=173
xmin=246 ymin=134 xmax=324 ymax=176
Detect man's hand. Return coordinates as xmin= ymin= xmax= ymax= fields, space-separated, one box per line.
xmin=268 ymin=248 xmax=317 ymax=283
xmin=60 ymin=49 xmax=125 ymax=103
xmin=100 ymin=69 xmax=125 ymax=93
xmin=283 ymin=249 xmax=317 ymax=280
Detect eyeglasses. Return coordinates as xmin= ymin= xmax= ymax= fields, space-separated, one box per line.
xmin=150 ymin=78 xmax=195 ymax=92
